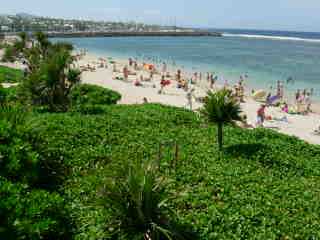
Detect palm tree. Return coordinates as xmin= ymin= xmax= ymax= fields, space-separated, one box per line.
xmin=34 ymin=31 xmax=51 ymax=57
xmin=102 ymin=161 xmax=197 ymax=240
xmin=28 ymin=47 xmax=80 ymax=111
xmin=201 ymin=89 xmax=242 ymax=151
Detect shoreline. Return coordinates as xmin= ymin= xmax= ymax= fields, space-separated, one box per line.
xmin=45 ymin=31 xmax=222 ymax=38
xmin=1 ymin=47 xmax=320 ymax=144
xmin=76 ymin=51 xmax=320 ymax=145
xmin=78 ymin=49 xmax=320 ymax=114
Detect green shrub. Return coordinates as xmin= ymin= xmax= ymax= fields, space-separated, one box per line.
xmin=69 ymin=84 xmax=121 ymax=106
xmin=0 ymin=85 xmax=5 ymax=105
xmin=0 ymin=86 xmax=19 ymax=105
xmin=2 ymin=46 xmax=16 ymax=62
xmin=0 ymin=66 xmax=23 ymax=83
xmin=0 ymin=106 xmax=38 ymax=184
xmin=24 ymin=104 xmax=320 ymax=239
xmin=71 ymin=104 xmax=107 ymax=115
xmin=4 ymin=86 xmax=18 ymax=103
xmin=2 ymin=102 xmax=320 ymax=239
xmin=0 ymin=177 xmax=72 ymax=240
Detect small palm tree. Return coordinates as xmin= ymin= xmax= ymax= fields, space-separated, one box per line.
xmin=201 ymin=89 xmax=242 ymax=151
xmin=102 ymin=161 xmax=197 ymax=240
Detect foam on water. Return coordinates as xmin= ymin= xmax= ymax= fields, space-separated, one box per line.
xmin=223 ymin=33 xmax=320 ymax=43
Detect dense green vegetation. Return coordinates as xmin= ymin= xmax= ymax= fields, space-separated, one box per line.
xmin=0 ymin=66 xmax=23 ymax=83
xmin=69 ymin=84 xmax=121 ymax=114
xmin=2 ymin=98 xmax=320 ymax=239
xmin=0 ymin=86 xmax=18 ymax=105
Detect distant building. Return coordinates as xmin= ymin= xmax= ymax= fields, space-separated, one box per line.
xmin=0 ymin=26 xmax=10 ymax=32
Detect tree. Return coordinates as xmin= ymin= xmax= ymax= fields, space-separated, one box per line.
xmin=3 ymin=32 xmax=81 ymax=112
xmin=1 ymin=32 xmax=28 ymax=62
xmin=20 ymin=46 xmax=80 ymax=111
xmin=201 ymin=89 xmax=242 ymax=151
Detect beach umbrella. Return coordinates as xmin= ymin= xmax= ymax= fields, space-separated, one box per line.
xmin=252 ymin=90 xmax=267 ymax=100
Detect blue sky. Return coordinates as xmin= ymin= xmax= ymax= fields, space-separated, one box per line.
xmin=1 ymin=0 xmax=320 ymax=32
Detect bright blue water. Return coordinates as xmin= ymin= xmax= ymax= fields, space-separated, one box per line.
xmin=53 ymin=32 xmax=320 ymax=99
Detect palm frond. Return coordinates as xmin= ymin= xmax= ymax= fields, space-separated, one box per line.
xmin=201 ymin=89 xmax=242 ymax=125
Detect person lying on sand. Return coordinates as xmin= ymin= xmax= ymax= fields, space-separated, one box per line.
xmin=314 ymin=125 xmax=320 ymax=135
xmin=134 ymin=78 xmax=143 ymax=87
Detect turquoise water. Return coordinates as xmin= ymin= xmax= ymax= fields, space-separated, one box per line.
xmin=53 ymin=36 xmax=320 ymax=99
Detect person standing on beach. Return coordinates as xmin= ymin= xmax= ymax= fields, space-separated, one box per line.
xmin=210 ymin=74 xmax=216 ymax=89
xmin=295 ymin=89 xmax=301 ymax=104
xmin=305 ymin=92 xmax=312 ymax=113
xmin=177 ymin=69 xmax=181 ymax=81
xmin=192 ymin=72 xmax=198 ymax=84
xmin=162 ymin=62 xmax=167 ymax=75
xmin=123 ymin=66 xmax=129 ymax=81
xmin=257 ymin=105 xmax=266 ymax=127
xmin=150 ymin=69 xmax=154 ymax=81
xmin=239 ymin=81 xmax=245 ymax=103
xmin=186 ymin=88 xmax=195 ymax=110
xmin=159 ymin=75 xmax=166 ymax=94
xmin=276 ymin=80 xmax=284 ymax=99
xmin=280 ymin=82 xmax=284 ymax=100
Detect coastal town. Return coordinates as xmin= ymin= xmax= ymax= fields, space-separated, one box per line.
xmin=0 ymin=13 xmax=193 ymax=33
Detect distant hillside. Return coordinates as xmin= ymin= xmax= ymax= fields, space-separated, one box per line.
xmin=0 ymin=13 xmax=190 ymax=33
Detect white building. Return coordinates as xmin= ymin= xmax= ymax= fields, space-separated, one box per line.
xmin=1 ymin=26 xmax=10 ymax=31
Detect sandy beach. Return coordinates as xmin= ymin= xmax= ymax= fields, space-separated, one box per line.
xmin=1 ymin=47 xmax=320 ymax=144
xmin=76 ymin=52 xmax=320 ymax=145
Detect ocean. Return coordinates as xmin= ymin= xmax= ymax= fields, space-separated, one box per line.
xmin=53 ymin=29 xmax=320 ymax=100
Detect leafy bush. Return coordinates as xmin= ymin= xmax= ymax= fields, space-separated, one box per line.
xmin=2 ymin=46 xmax=17 ymax=62
xmin=2 ymin=102 xmax=320 ymax=239
xmin=0 ymin=118 xmax=38 ymax=184
xmin=71 ymin=103 xmax=107 ymax=115
xmin=0 ymin=105 xmax=73 ymax=240
xmin=0 ymin=85 xmax=5 ymax=105
xmin=0 ymin=177 xmax=72 ymax=240
xmin=0 ymin=86 xmax=19 ymax=105
xmin=0 ymin=66 xmax=23 ymax=83
xmin=69 ymin=84 xmax=121 ymax=106
xmin=24 ymin=104 xmax=320 ymax=239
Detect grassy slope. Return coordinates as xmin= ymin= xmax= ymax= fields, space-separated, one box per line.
xmin=28 ymin=104 xmax=320 ymax=239
xmin=0 ymin=66 xmax=23 ymax=83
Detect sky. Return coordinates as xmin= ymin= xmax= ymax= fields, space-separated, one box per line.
xmin=1 ymin=0 xmax=320 ymax=32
